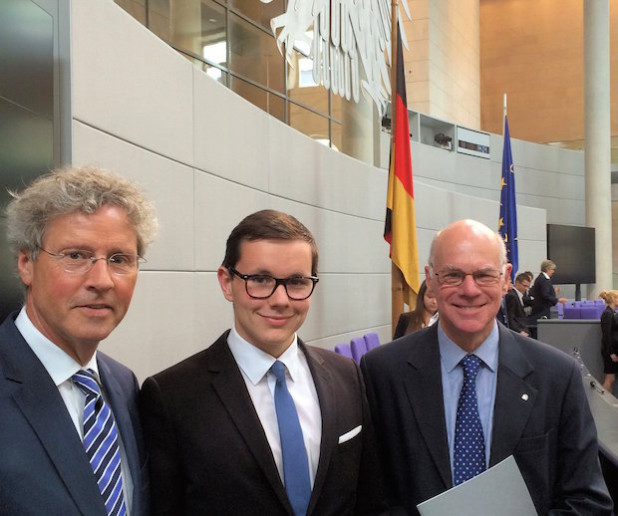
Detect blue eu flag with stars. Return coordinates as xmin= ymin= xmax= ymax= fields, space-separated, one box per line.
xmin=498 ymin=115 xmax=518 ymax=281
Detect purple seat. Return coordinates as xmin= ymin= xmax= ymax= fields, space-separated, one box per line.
xmin=579 ymin=306 xmax=598 ymax=319
xmin=563 ymin=306 xmax=581 ymax=319
xmin=350 ymin=337 xmax=368 ymax=364
xmin=334 ymin=343 xmax=353 ymax=358
xmin=595 ymin=299 xmax=605 ymax=306
xmin=556 ymin=302 xmax=564 ymax=319
xmin=363 ymin=332 xmax=380 ymax=351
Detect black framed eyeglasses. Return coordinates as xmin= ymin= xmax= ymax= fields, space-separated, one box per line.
xmin=431 ymin=267 xmax=503 ymax=287
xmin=228 ymin=267 xmax=319 ymax=300
xmin=39 ymin=248 xmax=145 ymax=276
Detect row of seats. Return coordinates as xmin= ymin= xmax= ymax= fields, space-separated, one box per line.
xmin=333 ymin=333 xmax=380 ymax=363
xmin=560 ymin=299 xmax=606 ymax=320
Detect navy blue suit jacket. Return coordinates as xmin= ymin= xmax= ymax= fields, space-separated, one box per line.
xmin=530 ymin=273 xmax=558 ymax=319
xmin=0 ymin=312 xmax=149 ymax=515
xmin=361 ymin=323 xmax=612 ymax=515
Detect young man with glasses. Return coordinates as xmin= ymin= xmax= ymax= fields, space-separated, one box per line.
xmin=361 ymin=219 xmax=611 ymax=514
xmin=140 ymin=209 xmax=386 ymax=516
xmin=0 ymin=166 xmax=157 ymax=515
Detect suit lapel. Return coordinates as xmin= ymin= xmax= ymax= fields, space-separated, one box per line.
xmin=0 ymin=317 xmax=106 ymax=516
xmin=490 ymin=327 xmax=537 ymax=466
xmin=208 ymin=336 xmax=291 ymax=512
xmin=302 ymin=344 xmax=334 ymax=514
xmin=403 ymin=327 xmax=452 ymax=488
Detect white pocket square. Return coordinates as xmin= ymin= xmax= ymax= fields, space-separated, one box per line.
xmin=338 ymin=425 xmax=362 ymax=444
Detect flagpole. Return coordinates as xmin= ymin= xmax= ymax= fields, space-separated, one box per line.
xmin=390 ymin=0 xmax=406 ymax=334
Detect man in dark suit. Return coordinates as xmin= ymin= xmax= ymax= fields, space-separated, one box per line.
xmin=505 ymin=272 xmax=532 ymax=336
xmin=361 ymin=219 xmax=611 ymax=515
xmin=529 ymin=259 xmax=567 ymax=319
xmin=140 ymin=209 xmax=385 ymax=516
xmin=0 ymin=166 xmax=156 ymax=515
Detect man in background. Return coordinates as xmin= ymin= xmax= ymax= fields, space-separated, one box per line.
xmin=361 ymin=219 xmax=611 ymax=514
xmin=505 ymin=272 xmax=532 ymax=336
xmin=140 ymin=209 xmax=385 ymax=515
xmin=0 ymin=166 xmax=157 ymax=515
xmin=530 ymin=259 xmax=567 ymax=319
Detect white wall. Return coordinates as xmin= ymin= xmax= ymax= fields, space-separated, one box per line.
xmin=69 ymin=1 xmax=577 ymax=382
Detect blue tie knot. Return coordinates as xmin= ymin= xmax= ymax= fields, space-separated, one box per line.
xmin=461 ymin=354 xmax=481 ymax=380
xmin=72 ymin=369 xmax=102 ymax=399
xmin=272 ymin=360 xmax=287 ymax=383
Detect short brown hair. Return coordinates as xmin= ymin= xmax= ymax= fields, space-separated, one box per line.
xmin=222 ymin=210 xmax=318 ymax=275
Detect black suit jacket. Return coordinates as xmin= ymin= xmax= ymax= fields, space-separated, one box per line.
xmin=140 ymin=331 xmax=385 ymax=515
xmin=530 ymin=273 xmax=558 ymax=319
xmin=0 ymin=311 xmax=149 ymax=515
xmin=505 ymin=289 xmax=528 ymax=333
xmin=361 ymin=324 xmax=612 ymax=515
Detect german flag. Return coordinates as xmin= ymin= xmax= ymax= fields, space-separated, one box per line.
xmin=384 ymin=24 xmax=420 ymax=307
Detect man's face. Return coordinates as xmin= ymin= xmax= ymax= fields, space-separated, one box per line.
xmin=218 ymin=239 xmax=313 ymax=358
xmin=425 ymin=221 xmax=511 ymax=352
xmin=515 ymin=278 xmax=530 ymax=295
xmin=18 ymin=205 xmax=139 ymax=365
xmin=546 ymin=267 xmax=556 ymax=278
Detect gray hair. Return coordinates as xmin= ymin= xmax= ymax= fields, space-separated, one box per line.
xmin=6 ymin=166 xmax=158 ymax=258
xmin=540 ymin=259 xmax=556 ymax=272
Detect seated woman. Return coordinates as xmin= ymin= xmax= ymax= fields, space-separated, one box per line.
xmin=393 ymin=280 xmax=438 ymax=339
xmin=599 ymin=290 xmax=618 ymax=391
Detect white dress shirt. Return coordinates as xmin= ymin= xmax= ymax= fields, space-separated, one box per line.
xmin=14 ymin=307 xmax=134 ymax=514
xmin=227 ymin=326 xmax=322 ymax=487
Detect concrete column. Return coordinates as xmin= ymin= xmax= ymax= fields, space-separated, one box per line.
xmin=584 ymin=0 xmax=612 ymax=297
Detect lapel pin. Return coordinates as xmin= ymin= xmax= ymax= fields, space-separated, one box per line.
xmin=521 ymin=394 xmax=529 ymax=401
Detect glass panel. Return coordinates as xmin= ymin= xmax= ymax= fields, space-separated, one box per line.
xmin=114 ymin=0 xmax=147 ymax=25
xmin=229 ymin=0 xmax=284 ymax=31
xmin=190 ymin=56 xmax=227 ymax=85
xmin=148 ymin=0 xmax=171 ymax=42
xmin=331 ymin=120 xmax=342 ymax=152
xmin=228 ymin=12 xmax=284 ymax=93
xmin=287 ymin=49 xmax=329 ymax=116
xmin=230 ymin=76 xmax=285 ymax=123
xmin=289 ymin=102 xmax=329 ymax=146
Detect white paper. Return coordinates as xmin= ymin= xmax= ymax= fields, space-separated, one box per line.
xmin=417 ymin=455 xmax=536 ymax=516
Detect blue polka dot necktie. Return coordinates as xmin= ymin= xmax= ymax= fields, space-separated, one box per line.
xmin=271 ymin=360 xmax=311 ymax=516
xmin=72 ymin=369 xmax=127 ymax=516
xmin=453 ymin=354 xmax=486 ymax=485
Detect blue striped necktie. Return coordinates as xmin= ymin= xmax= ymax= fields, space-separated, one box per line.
xmin=72 ymin=369 xmax=127 ymax=516
xmin=453 ymin=354 xmax=486 ymax=485
xmin=271 ymin=360 xmax=311 ymax=516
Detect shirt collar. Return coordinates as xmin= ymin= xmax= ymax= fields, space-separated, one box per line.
xmin=542 ymin=271 xmax=550 ymax=280
xmin=438 ymin=320 xmax=499 ymax=373
xmin=227 ymin=325 xmax=302 ymax=385
xmin=14 ymin=307 xmax=99 ymax=386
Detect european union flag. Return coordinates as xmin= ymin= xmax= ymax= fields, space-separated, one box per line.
xmin=498 ymin=115 xmax=518 ymax=281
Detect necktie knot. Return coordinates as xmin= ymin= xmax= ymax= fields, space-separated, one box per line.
xmin=461 ymin=354 xmax=481 ymax=381
xmin=72 ymin=369 xmax=102 ymax=399
xmin=272 ymin=360 xmax=287 ymax=383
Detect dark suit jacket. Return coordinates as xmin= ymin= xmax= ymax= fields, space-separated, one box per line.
xmin=530 ymin=273 xmax=558 ymax=319
xmin=0 ymin=311 xmax=149 ymax=516
xmin=360 ymin=324 xmax=612 ymax=515
xmin=505 ymin=289 xmax=528 ymax=333
xmin=140 ymin=331 xmax=385 ymax=516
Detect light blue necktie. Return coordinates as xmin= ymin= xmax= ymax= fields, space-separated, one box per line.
xmin=271 ymin=360 xmax=311 ymax=516
xmin=72 ymin=369 xmax=127 ymax=516
xmin=453 ymin=354 xmax=486 ymax=485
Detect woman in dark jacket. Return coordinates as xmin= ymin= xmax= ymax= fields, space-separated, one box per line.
xmin=599 ymin=290 xmax=618 ymax=391
xmin=393 ymin=280 xmax=438 ymax=339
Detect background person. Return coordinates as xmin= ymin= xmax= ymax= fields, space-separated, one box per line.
xmin=361 ymin=219 xmax=611 ymax=515
xmin=529 ymin=259 xmax=567 ymax=319
xmin=393 ymin=279 xmax=438 ymax=339
xmin=599 ymin=290 xmax=618 ymax=392
xmin=0 ymin=166 xmax=156 ymax=515
xmin=140 ymin=209 xmax=386 ymax=516
xmin=505 ymin=272 xmax=532 ymax=336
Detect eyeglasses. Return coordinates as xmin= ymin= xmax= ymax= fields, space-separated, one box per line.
xmin=228 ymin=267 xmax=319 ymax=300
xmin=39 ymin=248 xmax=145 ymax=276
xmin=431 ymin=267 xmax=504 ymax=287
